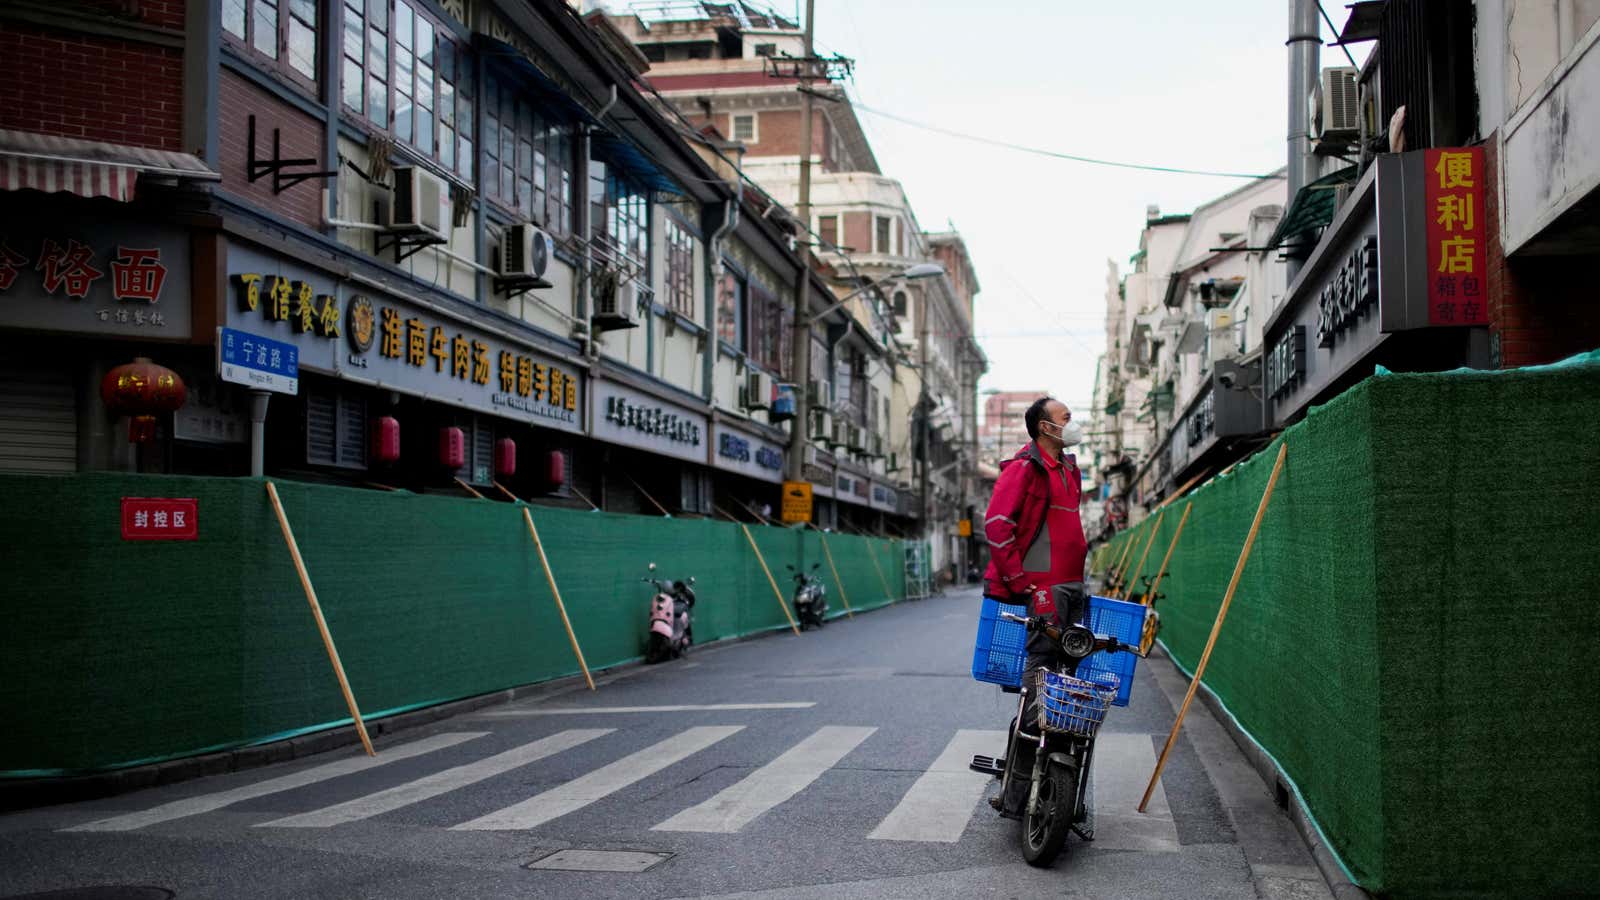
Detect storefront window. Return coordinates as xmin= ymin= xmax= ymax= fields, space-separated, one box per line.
xmin=342 ymin=0 xmax=472 ymax=179
xmin=225 ymin=0 xmax=320 ymax=88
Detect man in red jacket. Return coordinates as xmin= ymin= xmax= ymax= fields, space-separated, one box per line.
xmin=982 ymin=396 xmax=1089 ymax=677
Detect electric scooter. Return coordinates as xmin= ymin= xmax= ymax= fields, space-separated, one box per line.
xmin=786 ymin=562 xmax=827 ymax=629
xmin=970 ymin=597 xmax=1145 ymax=867
xmin=642 ymin=562 xmax=695 ymax=662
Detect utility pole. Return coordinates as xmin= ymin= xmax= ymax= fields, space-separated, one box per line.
xmin=1286 ymin=0 xmax=1320 ymax=284
xmin=918 ymin=289 xmax=931 ymax=550
xmin=785 ymin=0 xmax=818 ymax=490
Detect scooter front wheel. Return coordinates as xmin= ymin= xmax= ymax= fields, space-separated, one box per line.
xmin=646 ymin=632 xmax=669 ymax=663
xmin=1021 ymin=758 xmax=1077 ymax=867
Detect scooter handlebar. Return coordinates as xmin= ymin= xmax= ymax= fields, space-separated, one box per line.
xmin=998 ymin=611 xmax=1147 ymax=659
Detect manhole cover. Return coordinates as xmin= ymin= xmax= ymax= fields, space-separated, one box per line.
xmin=524 ymin=849 xmax=673 ymax=873
xmin=1 ymin=883 xmax=175 ymax=890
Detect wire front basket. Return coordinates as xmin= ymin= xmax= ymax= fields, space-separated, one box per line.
xmin=1039 ymin=671 xmax=1120 ymax=738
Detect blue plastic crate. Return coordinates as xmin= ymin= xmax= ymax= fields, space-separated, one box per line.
xmin=971 ymin=597 xmax=1027 ymax=687
xmin=1076 ymin=595 xmax=1148 ymax=707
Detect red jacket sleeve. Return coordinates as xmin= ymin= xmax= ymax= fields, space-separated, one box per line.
xmin=984 ymin=463 xmax=1032 ymax=596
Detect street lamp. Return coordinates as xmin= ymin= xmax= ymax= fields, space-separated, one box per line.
xmin=803 ymin=262 xmax=944 ymax=326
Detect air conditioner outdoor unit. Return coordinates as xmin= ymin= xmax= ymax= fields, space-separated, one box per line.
xmin=591 ymin=266 xmax=639 ymax=330
xmin=810 ymin=410 xmax=833 ymax=441
xmin=501 ymin=223 xmax=554 ymax=280
xmin=1206 ymin=309 xmax=1239 ymax=363
xmin=744 ymin=371 xmax=773 ymax=410
xmin=390 ymin=166 xmax=451 ymax=242
xmin=1311 ymin=66 xmax=1360 ymax=145
xmin=830 ymin=420 xmax=848 ymax=448
xmin=806 ymin=379 xmax=827 ymax=408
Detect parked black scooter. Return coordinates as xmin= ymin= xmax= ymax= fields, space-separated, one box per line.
xmin=786 ymin=562 xmax=827 ymax=629
xmin=642 ymin=562 xmax=695 ymax=662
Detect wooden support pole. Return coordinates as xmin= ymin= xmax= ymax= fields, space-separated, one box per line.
xmin=492 ymin=480 xmax=520 ymax=502
xmin=264 ymin=481 xmax=375 ymax=757
xmin=568 ymin=485 xmax=599 ymax=512
xmin=732 ymin=496 xmax=775 ymax=526
xmin=1117 ymin=509 xmax=1166 ymax=602
xmin=712 ymin=504 xmax=740 ymax=523
xmin=626 ymin=474 xmax=672 ymax=517
xmin=1159 ymin=467 xmax=1212 ymax=509
xmin=865 ymin=538 xmax=895 ymax=602
xmin=819 ymin=531 xmax=857 ymax=614
xmin=1143 ymin=503 xmax=1191 ymax=608
xmin=740 ymin=522 xmax=802 ymax=635
xmin=454 ymin=477 xmax=485 ymax=500
xmin=523 ymin=507 xmax=595 ymax=691
xmin=1140 ymin=442 xmax=1287 ymax=813
xmin=1106 ymin=527 xmax=1137 ymax=586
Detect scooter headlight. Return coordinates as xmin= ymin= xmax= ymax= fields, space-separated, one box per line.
xmin=1060 ymin=625 xmax=1096 ymax=659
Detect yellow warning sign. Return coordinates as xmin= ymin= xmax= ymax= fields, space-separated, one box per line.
xmin=781 ymin=481 xmax=813 ymax=523
xmin=958 ymin=519 xmax=973 ymax=537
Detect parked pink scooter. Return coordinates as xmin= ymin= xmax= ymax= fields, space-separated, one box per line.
xmin=643 ymin=562 xmax=696 ymax=663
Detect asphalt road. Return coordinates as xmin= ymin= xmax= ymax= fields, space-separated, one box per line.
xmin=0 ymin=587 xmax=1333 ymax=900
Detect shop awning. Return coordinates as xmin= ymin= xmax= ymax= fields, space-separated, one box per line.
xmin=473 ymin=35 xmax=598 ymax=126
xmin=589 ymin=132 xmax=685 ymax=197
xmin=1267 ymin=165 xmax=1359 ymax=250
xmin=0 ymin=129 xmax=217 ymax=201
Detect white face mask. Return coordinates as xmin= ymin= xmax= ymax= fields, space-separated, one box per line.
xmin=1043 ymin=419 xmax=1083 ymax=447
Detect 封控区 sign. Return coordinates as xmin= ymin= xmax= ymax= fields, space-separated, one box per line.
xmin=121 ymin=497 xmax=198 ymax=541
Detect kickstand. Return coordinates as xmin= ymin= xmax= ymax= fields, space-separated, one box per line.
xmin=1071 ymin=824 xmax=1095 ymax=842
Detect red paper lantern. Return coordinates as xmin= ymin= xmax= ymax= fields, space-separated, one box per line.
xmin=494 ymin=437 xmax=517 ymax=478
xmin=544 ymin=449 xmax=566 ymax=488
xmin=438 ymin=426 xmax=465 ymax=468
xmin=100 ymin=357 xmax=186 ymax=443
xmin=372 ymin=416 xmax=401 ymax=464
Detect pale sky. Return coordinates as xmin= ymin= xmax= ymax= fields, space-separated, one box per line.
xmin=800 ymin=0 xmax=1358 ymax=422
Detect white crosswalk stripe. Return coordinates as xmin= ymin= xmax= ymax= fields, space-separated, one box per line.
xmin=868 ymin=729 xmax=1004 ymax=843
xmin=452 ymin=725 xmax=745 ymax=831
xmin=257 ymin=729 xmax=611 ymax=828
xmin=64 ymin=732 xmax=487 ymax=833
xmin=1082 ymin=732 xmax=1180 ymax=852
xmin=652 ymin=726 xmax=876 ymax=833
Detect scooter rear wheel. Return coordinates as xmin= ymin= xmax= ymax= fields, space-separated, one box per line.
xmin=1021 ymin=758 xmax=1077 ymax=867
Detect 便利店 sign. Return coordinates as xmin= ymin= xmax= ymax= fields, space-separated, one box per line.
xmin=121 ymin=497 xmax=198 ymax=541
xmin=1424 ymin=148 xmax=1487 ymax=327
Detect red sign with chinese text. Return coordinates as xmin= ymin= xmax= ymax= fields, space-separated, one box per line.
xmin=1425 ymin=147 xmax=1487 ymax=327
xmin=121 ymin=497 xmax=199 ymax=541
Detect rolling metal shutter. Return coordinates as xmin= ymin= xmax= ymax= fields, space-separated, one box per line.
xmin=0 ymin=367 xmax=77 ymax=474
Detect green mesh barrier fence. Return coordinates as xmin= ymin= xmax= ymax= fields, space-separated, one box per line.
xmin=1140 ymin=362 xmax=1600 ymax=897
xmin=0 ymin=476 xmax=904 ymax=776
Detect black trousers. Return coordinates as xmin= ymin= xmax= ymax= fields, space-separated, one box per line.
xmin=1023 ymin=582 xmax=1091 ymax=729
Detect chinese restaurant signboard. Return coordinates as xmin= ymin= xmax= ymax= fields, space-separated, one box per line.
xmin=0 ymin=225 xmax=191 ymax=338
xmin=225 ymin=240 xmax=583 ymax=433
xmin=1424 ymin=148 xmax=1487 ymax=327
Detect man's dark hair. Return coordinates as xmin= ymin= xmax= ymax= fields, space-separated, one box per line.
xmin=1024 ymin=396 xmax=1057 ymax=440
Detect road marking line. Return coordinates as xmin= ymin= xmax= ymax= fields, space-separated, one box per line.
xmin=257 ymin=729 xmax=612 ymax=828
xmin=64 ymin=732 xmax=487 ymax=833
xmin=867 ymin=729 xmax=1005 ymax=842
xmin=473 ymin=702 xmax=814 ymax=717
xmin=652 ymin=726 xmax=876 ymax=833
xmin=1083 ymin=731 xmax=1180 ymax=852
xmin=453 ymin=725 xmax=744 ymax=831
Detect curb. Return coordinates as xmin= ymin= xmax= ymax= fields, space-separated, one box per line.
xmin=1150 ymin=645 xmax=1373 ymax=900
xmin=0 ymin=613 xmax=844 ymax=813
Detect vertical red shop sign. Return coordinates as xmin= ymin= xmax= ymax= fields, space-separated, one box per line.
xmin=121 ymin=497 xmax=199 ymax=541
xmin=1425 ymin=147 xmax=1487 ymax=327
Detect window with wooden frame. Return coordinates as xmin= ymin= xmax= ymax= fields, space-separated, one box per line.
xmin=341 ymin=0 xmax=473 ymax=179
xmin=224 ymin=0 xmax=320 ymax=88
xmin=664 ymin=216 xmax=696 ymax=317
xmin=817 ymin=215 xmax=838 ymax=248
xmin=874 ymin=216 xmax=891 ymax=255
xmin=483 ymin=76 xmax=575 ymax=232
xmin=590 ymin=163 xmax=649 ymax=269
xmin=747 ymin=279 xmax=785 ymax=375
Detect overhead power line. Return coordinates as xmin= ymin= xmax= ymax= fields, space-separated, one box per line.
xmin=847 ymin=100 xmax=1286 ymax=181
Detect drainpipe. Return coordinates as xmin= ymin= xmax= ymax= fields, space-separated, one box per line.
xmin=577 ymin=85 xmax=619 ymax=358
xmin=1286 ymin=0 xmax=1320 ymax=283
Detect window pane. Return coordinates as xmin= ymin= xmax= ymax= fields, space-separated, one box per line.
xmin=368 ymin=73 xmax=387 ymax=125
xmin=288 ymin=17 xmax=316 ymax=80
xmin=395 ymin=45 xmax=412 ymax=93
xmin=415 ymin=103 xmax=432 ymax=154
xmin=499 ymin=126 xmax=514 ymax=200
xmin=223 ymin=0 xmax=246 ymax=37
xmin=440 ymin=125 xmax=454 ymax=169
xmin=253 ymin=1 xmax=278 ymax=57
xmin=367 ymin=23 xmax=386 ymax=71
xmin=395 ymin=4 xmax=412 ymax=49
xmin=342 ymin=58 xmax=363 ymax=110
xmin=458 ymin=136 xmax=472 ymax=179
xmin=438 ymin=80 xmax=453 ymax=129
xmin=394 ymin=94 xmax=412 ymax=141
xmin=343 ymin=11 xmax=363 ymax=61
xmin=415 ymin=64 xmax=433 ymax=110
xmin=416 ymin=18 xmax=434 ymax=68
xmin=367 ymin=0 xmax=386 ymax=31
xmin=290 ymin=0 xmax=315 ymax=22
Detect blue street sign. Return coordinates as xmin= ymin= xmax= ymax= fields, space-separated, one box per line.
xmin=218 ymin=327 xmax=299 ymax=395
